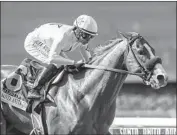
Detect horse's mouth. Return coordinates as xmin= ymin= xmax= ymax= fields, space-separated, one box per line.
xmin=144 ymin=75 xmax=168 ymax=89
xmin=144 ymin=74 xmax=168 ymax=89
xmin=149 ymin=78 xmax=161 ymax=89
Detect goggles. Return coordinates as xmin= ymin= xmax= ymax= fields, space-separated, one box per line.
xmin=80 ymin=31 xmax=94 ymax=41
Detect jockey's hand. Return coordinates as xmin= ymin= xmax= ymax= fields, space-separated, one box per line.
xmin=74 ymin=60 xmax=85 ymax=68
xmin=66 ymin=60 xmax=85 ymax=73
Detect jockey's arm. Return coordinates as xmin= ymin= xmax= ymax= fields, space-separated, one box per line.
xmin=79 ymin=44 xmax=92 ymax=63
xmin=60 ymin=51 xmax=70 ymax=59
xmin=48 ymin=39 xmax=75 ymax=67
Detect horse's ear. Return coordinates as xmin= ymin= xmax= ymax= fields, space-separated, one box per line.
xmin=118 ymin=31 xmax=131 ymax=40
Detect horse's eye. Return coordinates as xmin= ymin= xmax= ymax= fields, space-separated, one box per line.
xmin=136 ymin=44 xmax=141 ymax=48
xmin=139 ymin=50 xmax=144 ymax=55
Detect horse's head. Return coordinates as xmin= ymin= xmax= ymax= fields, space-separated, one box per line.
xmin=119 ymin=31 xmax=168 ymax=89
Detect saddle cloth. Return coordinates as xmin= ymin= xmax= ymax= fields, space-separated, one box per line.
xmin=1 ymin=58 xmax=45 ymax=111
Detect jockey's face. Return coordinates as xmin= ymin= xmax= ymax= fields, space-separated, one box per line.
xmin=74 ymin=27 xmax=94 ymax=45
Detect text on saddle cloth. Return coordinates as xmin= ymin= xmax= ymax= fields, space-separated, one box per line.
xmin=1 ymin=81 xmax=28 ymax=111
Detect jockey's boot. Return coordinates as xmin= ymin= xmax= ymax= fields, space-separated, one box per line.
xmin=27 ymin=64 xmax=58 ymax=99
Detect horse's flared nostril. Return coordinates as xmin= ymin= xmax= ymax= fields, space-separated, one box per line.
xmin=157 ymin=74 xmax=164 ymax=80
xmin=156 ymin=74 xmax=166 ymax=86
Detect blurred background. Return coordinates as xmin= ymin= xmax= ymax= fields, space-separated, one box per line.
xmin=1 ymin=2 xmax=176 ymax=118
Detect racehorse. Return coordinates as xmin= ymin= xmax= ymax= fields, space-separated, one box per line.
xmin=1 ymin=31 xmax=168 ymax=135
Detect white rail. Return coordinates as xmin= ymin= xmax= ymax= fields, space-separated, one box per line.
xmin=111 ymin=117 xmax=176 ymax=127
xmin=110 ymin=117 xmax=176 ymax=135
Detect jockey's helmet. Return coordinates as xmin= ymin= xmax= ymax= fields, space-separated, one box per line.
xmin=73 ymin=14 xmax=98 ymax=44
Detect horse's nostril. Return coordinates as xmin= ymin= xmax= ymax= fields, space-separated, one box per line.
xmin=156 ymin=74 xmax=168 ymax=87
xmin=157 ymin=74 xmax=165 ymax=82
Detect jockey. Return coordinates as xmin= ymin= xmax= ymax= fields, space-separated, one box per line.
xmin=24 ymin=14 xmax=98 ymax=99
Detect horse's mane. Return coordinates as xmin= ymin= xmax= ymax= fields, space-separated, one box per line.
xmin=92 ymin=37 xmax=123 ymax=57
xmin=91 ymin=31 xmax=147 ymax=57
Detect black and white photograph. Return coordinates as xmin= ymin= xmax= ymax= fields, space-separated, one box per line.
xmin=1 ymin=1 xmax=176 ymax=135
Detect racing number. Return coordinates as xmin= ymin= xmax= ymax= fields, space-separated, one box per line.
xmin=11 ymin=78 xmax=18 ymax=86
xmin=5 ymin=73 xmax=22 ymax=91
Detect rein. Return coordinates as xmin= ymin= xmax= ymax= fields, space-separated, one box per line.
xmin=83 ymin=64 xmax=145 ymax=77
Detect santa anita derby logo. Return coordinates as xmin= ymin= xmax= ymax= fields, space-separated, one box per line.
xmin=110 ymin=127 xmax=176 ymax=135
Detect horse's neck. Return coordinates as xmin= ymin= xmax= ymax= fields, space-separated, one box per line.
xmin=89 ymin=40 xmax=128 ymax=105
xmin=66 ymin=40 xmax=128 ymax=109
xmin=97 ymin=40 xmax=127 ymax=68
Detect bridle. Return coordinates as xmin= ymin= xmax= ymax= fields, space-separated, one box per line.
xmin=127 ymin=35 xmax=152 ymax=81
xmin=127 ymin=35 xmax=162 ymax=81
xmin=84 ymin=35 xmax=162 ymax=82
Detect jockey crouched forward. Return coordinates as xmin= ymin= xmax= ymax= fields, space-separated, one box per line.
xmin=24 ymin=15 xmax=98 ymax=100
